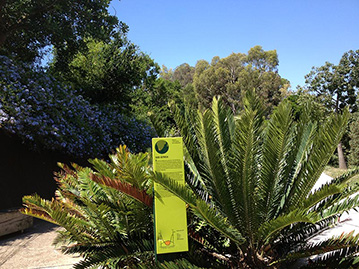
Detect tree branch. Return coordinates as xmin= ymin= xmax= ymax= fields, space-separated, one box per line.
xmin=7 ymin=0 xmax=60 ymax=34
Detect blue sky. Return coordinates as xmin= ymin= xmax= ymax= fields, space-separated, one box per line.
xmin=110 ymin=0 xmax=359 ymax=89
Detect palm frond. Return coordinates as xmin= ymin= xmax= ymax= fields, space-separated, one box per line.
xmin=90 ymin=173 xmax=153 ymax=207
xmin=317 ymin=193 xmax=359 ymax=220
xmin=259 ymin=209 xmax=317 ymax=243
xmin=300 ymin=184 xmax=343 ymax=211
xmin=274 ymin=216 xmax=339 ymax=253
xmin=279 ymin=122 xmax=317 ymax=213
xmin=72 ymin=239 xmax=153 ymax=269
xmin=151 ymin=171 xmax=197 ymax=207
xmin=332 ymin=167 xmax=359 ymax=185
xmin=230 ymin=90 xmax=265 ymax=238
xmin=277 ymin=232 xmax=359 ymax=264
xmin=258 ymin=100 xmax=296 ymax=222
xmin=194 ymin=199 xmax=245 ymax=245
xmin=289 ymin=109 xmax=350 ymax=209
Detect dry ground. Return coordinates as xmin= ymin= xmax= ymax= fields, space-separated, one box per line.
xmin=0 ymin=219 xmax=82 ymax=269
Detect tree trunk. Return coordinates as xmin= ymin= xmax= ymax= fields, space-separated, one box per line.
xmin=337 ymin=142 xmax=347 ymax=170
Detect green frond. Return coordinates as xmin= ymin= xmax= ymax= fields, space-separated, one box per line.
xmin=149 ymin=110 xmax=169 ymax=138
xmin=279 ymin=122 xmax=317 ymax=213
xmin=171 ymin=102 xmax=201 ymax=169
xmin=184 ymin=161 xmax=210 ymax=203
xmin=90 ymin=173 xmax=153 ymax=207
xmin=151 ymin=171 xmax=197 ymax=207
xmin=88 ymin=157 xmax=116 ymax=179
xmin=317 ymin=193 xmax=359 ymax=220
xmin=230 ymin=93 xmax=265 ymax=238
xmin=300 ymin=183 xmax=343 ymax=210
xmin=107 ymin=145 xmax=151 ymax=189
xmin=276 ymin=232 xmax=359 ymax=265
xmin=21 ymin=196 xmax=58 ymax=225
xmin=274 ymin=216 xmax=339 ymax=252
xmin=289 ymin=109 xmax=350 ymax=209
xmin=210 ymin=97 xmax=244 ymax=229
xmin=303 ymin=250 xmax=359 ymax=268
xmin=258 ymin=100 xmax=296 ymax=221
xmin=72 ymin=239 xmax=154 ymax=269
xmin=258 ymin=209 xmax=317 ymax=243
xmin=194 ymin=199 xmax=245 ymax=245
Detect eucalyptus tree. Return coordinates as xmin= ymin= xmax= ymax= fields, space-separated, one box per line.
xmin=193 ymin=46 xmax=289 ymax=113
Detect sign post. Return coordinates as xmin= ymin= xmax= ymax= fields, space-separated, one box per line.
xmin=152 ymin=137 xmax=188 ymax=258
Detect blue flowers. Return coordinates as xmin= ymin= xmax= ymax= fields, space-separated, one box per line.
xmin=0 ymin=56 xmax=153 ymax=158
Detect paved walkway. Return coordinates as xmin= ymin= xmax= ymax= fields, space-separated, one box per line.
xmin=0 ymin=219 xmax=82 ymax=269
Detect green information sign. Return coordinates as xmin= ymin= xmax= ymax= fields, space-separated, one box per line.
xmin=152 ymin=137 xmax=188 ymax=254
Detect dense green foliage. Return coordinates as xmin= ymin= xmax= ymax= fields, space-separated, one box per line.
xmin=61 ymin=36 xmax=158 ymax=111
xmin=193 ymin=46 xmax=289 ymax=112
xmin=0 ymin=0 xmax=119 ymax=67
xmin=286 ymin=88 xmax=327 ymax=122
xmin=0 ymin=1 xmax=158 ymax=157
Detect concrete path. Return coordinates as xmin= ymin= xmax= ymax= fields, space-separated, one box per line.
xmin=0 ymin=219 xmax=82 ymax=269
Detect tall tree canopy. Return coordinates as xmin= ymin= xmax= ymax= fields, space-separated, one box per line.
xmin=193 ymin=46 xmax=289 ymax=112
xmin=63 ymin=36 xmax=158 ymax=111
xmin=305 ymin=49 xmax=359 ymax=169
xmin=0 ymin=0 xmax=120 ymax=66
xmin=305 ymin=50 xmax=359 ymax=113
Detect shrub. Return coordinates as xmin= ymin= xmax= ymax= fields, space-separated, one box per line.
xmin=0 ymin=56 xmax=153 ymax=158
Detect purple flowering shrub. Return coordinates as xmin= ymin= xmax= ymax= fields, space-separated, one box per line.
xmin=0 ymin=56 xmax=153 ymax=157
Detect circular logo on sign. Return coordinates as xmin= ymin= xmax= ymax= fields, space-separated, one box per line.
xmin=155 ymin=140 xmax=169 ymax=154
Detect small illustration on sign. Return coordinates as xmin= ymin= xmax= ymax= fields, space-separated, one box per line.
xmin=158 ymin=230 xmax=175 ymax=248
xmin=155 ymin=140 xmax=169 ymax=154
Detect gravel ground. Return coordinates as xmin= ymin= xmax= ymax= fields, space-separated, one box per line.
xmin=0 ymin=219 xmax=82 ymax=269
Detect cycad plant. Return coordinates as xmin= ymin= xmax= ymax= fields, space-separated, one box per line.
xmin=151 ymin=90 xmax=359 ymax=268
xmin=22 ymin=146 xmax=155 ymax=268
